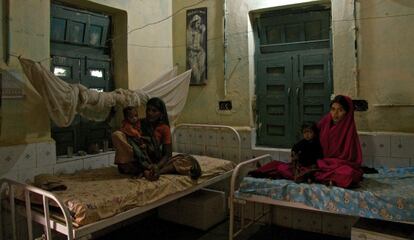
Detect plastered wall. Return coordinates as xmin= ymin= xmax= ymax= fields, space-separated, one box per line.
xmin=356 ymin=0 xmax=414 ymax=132
xmin=1 ymin=0 xmax=414 ymax=148
xmin=0 ymin=0 xmax=172 ymax=146
xmin=173 ymin=0 xmax=414 ymax=133
xmin=0 ymin=0 xmax=51 ymax=145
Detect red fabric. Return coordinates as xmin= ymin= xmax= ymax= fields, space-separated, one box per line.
xmin=249 ymin=161 xmax=294 ymax=180
xmin=120 ymin=120 xmax=141 ymax=138
xmin=249 ymin=160 xmax=317 ymax=181
xmin=153 ymin=124 xmax=172 ymax=145
xmin=315 ymin=96 xmax=363 ymax=188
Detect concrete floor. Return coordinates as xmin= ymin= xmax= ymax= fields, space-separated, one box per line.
xmin=96 ymin=215 xmax=349 ymax=240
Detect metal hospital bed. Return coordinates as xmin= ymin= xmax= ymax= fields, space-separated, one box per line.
xmin=1 ymin=124 xmax=241 ymax=240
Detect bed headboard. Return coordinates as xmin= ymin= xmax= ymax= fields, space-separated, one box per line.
xmin=172 ymin=124 xmax=242 ymax=164
xmin=0 ymin=178 xmax=74 ymax=240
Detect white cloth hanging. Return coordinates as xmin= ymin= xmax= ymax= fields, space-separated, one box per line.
xmin=19 ymin=58 xmax=191 ymax=127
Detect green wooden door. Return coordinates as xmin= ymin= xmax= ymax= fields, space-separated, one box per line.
xmin=257 ymin=53 xmax=295 ymax=146
xmin=50 ymin=3 xmax=113 ymax=155
xmin=256 ymin=50 xmax=331 ymax=147
xmin=255 ymin=6 xmax=332 ymax=148
xmin=297 ymin=49 xmax=332 ymax=131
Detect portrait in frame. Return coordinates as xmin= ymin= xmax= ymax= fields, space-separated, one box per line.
xmin=186 ymin=7 xmax=207 ymax=85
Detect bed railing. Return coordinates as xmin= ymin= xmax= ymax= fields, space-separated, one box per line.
xmin=0 ymin=178 xmax=74 ymax=240
xmin=172 ymin=123 xmax=242 ymax=164
xmin=228 ymin=154 xmax=272 ymax=240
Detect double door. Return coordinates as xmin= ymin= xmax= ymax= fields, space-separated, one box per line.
xmin=256 ymin=49 xmax=332 ymax=148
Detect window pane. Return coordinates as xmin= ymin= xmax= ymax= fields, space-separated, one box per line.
xmin=90 ymin=88 xmax=104 ymax=92
xmin=68 ymin=21 xmax=85 ymax=43
xmin=53 ymin=66 xmax=71 ymax=77
xmin=89 ymin=24 xmax=103 ymax=46
xmin=89 ymin=69 xmax=104 ymax=78
xmin=51 ymin=17 xmax=66 ymax=41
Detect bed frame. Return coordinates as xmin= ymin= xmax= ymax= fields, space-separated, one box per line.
xmin=0 ymin=124 xmax=241 ymax=240
xmin=228 ymin=154 xmax=414 ymax=239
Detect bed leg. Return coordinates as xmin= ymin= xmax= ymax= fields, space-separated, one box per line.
xmin=268 ymin=205 xmax=273 ymax=226
xmin=10 ymin=185 xmax=17 ymax=240
xmin=229 ymin=197 xmax=235 ymax=240
xmin=0 ymin=187 xmax=3 ymax=240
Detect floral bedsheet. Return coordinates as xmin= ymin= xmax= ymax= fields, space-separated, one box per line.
xmin=237 ymin=167 xmax=414 ymax=222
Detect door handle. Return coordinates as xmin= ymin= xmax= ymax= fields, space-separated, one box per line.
xmin=287 ymin=87 xmax=291 ymax=104
xmin=296 ymin=87 xmax=300 ymax=121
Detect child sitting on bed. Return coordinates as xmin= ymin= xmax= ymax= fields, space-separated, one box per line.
xmin=119 ymin=106 xmax=159 ymax=180
xmin=290 ymin=122 xmax=323 ymax=183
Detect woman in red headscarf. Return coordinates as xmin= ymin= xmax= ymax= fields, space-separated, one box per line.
xmin=249 ymin=95 xmax=363 ymax=188
xmin=314 ymin=95 xmax=363 ymax=188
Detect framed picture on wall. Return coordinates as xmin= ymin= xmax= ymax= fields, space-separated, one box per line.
xmin=186 ymin=7 xmax=207 ymax=85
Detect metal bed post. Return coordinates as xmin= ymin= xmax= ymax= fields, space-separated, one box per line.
xmin=9 ymin=184 xmax=17 ymax=240
xmin=24 ymin=190 xmax=34 ymax=240
xmin=42 ymin=196 xmax=52 ymax=239
xmin=229 ymin=154 xmax=272 ymax=239
xmin=0 ymin=182 xmax=2 ymax=239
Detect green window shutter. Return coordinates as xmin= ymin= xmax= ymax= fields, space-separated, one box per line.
xmin=255 ymin=6 xmax=332 ymax=148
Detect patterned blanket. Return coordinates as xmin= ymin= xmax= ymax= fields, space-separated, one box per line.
xmin=237 ymin=167 xmax=414 ymax=222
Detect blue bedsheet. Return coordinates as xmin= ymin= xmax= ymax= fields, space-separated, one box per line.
xmin=237 ymin=167 xmax=414 ymax=222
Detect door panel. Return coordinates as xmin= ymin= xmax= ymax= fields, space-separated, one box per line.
xmin=257 ymin=54 xmax=294 ymax=146
xmin=298 ymin=49 xmax=332 ymax=128
xmin=256 ymin=50 xmax=331 ymax=148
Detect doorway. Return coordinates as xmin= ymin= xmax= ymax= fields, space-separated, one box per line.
xmin=255 ymin=5 xmax=332 ymax=148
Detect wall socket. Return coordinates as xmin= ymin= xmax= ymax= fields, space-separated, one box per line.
xmin=219 ymin=100 xmax=232 ymax=110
